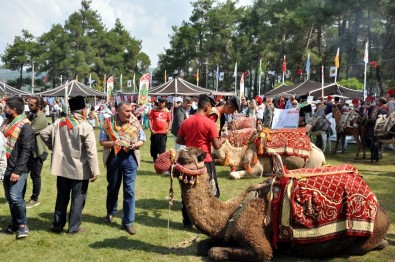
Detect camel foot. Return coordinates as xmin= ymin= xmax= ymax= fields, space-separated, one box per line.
xmin=197 ymin=238 xmax=223 ymax=257
xmin=375 ymin=239 xmax=389 ymax=250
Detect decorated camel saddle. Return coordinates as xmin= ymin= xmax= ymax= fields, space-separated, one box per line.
xmin=256 ymin=127 xmax=311 ymax=158
xmin=338 ymin=110 xmax=361 ymax=131
xmin=269 ymin=153 xmax=378 ymax=246
xmin=374 ymin=112 xmax=395 ymax=137
xmin=224 ymin=116 xmax=256 ymax=146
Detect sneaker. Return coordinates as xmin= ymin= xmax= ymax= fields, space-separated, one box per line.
xmin=104 ymin=214 xmax=114 ymax=223
xmin=123 ymin=225 xmax=136 ymax=235
xmin=16 ymin=225 xmax=29 ymax=239
xmin=3 ymin=224 xmax=18 ymax=234
xmin=26 ymin=200 xmax=40 ymax=209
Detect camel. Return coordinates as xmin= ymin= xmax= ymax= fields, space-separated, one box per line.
xmin=215 ymin=137 xmax=325 ymax=179
xmin=332 ymin=106 xmax=367 ymax=159
xmin=173 ymin=147 xmax=390 ymax=261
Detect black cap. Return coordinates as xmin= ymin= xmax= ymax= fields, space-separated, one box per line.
xmin=198 ymin=94 xmax=216 ymax=107
xmin=69 ymin=96 xmax=85 ymax=111
xmin=157 ymin=97 xmax=166 ymax=103
xmin=227 ymin=96 xmax=241 ymax=113
xmin=299 ymin=95 xmax=308 ymax=101
xmin=334 ymin=96 xmax=340 ymax=102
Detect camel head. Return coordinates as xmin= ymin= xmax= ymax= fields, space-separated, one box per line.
xmin=175 ymin=147 xmax=207 ymax=185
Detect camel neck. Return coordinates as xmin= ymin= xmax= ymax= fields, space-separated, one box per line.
xmin=180 ymin=173 xmax=247 ymax=238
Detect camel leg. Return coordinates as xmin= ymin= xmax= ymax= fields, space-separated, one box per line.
xmin=345 ymin=206 xmax=390 ymax=255
xmin=321 ymin=131 xmax=327 ymax=153
xmin=332 ymin=133 xmax=341 ymax=154
xmin=209 ymin=246 xmax=268 ymax=262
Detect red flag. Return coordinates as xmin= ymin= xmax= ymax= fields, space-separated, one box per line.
xmin=243 ymin=71 xmax=248 ymax=78
xmin=44 ymin=74 xmax=49 ymax=83
xmin=282 ymin=55 xmax=287 ymax=72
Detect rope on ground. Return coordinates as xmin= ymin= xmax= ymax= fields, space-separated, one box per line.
xmin=166 ymin=164 xmax=201 ymax=252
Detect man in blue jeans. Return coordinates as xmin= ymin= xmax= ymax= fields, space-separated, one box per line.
xmin=1 ymin=96 xmax=34 ymax=239
xmin=99 ymin=101 xmax=146 ymax=235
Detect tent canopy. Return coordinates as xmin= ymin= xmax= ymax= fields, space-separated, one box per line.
xmin=36 ymin=80 xmax=105 ymax=97
xmin=0 ymin=82 xmax=31 ymax=96
xmin=263 ymin=80 xmax=362 ymax=99
xmin=121 ymin=77 xmax=234 ymax=97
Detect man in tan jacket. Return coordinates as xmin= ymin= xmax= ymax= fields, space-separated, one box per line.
xmin=40 ymin=96 xmax=99 ymax=234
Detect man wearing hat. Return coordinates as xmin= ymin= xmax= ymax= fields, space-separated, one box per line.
xmin=208 ymin=95 xmax=241 ymax=135
xmin=40 ymin=96 xmax=100 ymax=234
xmin=324 ymin=95 xmax=334 ymax=115
xmin=176 ymin=94 xmax=225 ymax=228
xmin=148 ymin=97 xmax=172 ymax=162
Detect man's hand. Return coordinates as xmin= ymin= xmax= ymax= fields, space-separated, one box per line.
xmin=10 ymin=173 xmax=20 ymax=183
xmin=90 ymin=175 xmax=98 ymax=182
xmin=113 ymin=140 xmax=123 ymax=147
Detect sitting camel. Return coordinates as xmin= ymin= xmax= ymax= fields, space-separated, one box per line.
xmin=215 ymin=133 xmax=326 ymax=179
xmin=171 ymin=147 xmax=390 ymax=261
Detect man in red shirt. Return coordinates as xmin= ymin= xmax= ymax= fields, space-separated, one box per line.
xmin=148 ymin=97 xmax=172 ymax=162
xmin=176 ymin=94 xmax=224 ymax=228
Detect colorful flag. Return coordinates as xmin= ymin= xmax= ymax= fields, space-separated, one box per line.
xmin=305 ymin=53 xmax=310 ymax=73
xmin=329 ymin=66 xmax=337 ymax=77
xmin=106 ymin=76 xmax=114 ymax=101
xmin=216 ymin=64 xmax=219 ymax=80
xmin=282 ymin=55 xmax=287 ymax=72
xmin=334 ymin=48 xmax=340 ymax=68
xmin=138 ymin=73 xmax=150 ymax=105
xmin=45 ymin=74 xmax=49 ymax=83
xmin=164 ymin=70 xmax=167 ymax=82
xmin=196 ymin=68 xmax=199 ymax=81
xmin=364 ymin=42 xmax=369 ymax=64
xmin=239 ymin=71 xmax=245 ymax=100
xmin=233 ymin=62 xmax=237 ymax=77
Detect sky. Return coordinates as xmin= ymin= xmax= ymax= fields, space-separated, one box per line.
xmin=0 ymin=0 xmax=252 ymax=68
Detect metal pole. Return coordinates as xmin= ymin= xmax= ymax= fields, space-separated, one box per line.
xmin=258 ymin=59 xmax=262 ymax=96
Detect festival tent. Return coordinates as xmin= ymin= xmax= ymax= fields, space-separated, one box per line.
xmin=309 ymin=82 xmax=363 ymax=99
xmin=36 ymin=80 xmax=105 ymax=97
xmin=0 ymin=82 xmax=31 ymax=96
xmin=122 ymin=77 xmax=234 ymax=97
xmin=263 ymin=82 xmax=292 ymax=97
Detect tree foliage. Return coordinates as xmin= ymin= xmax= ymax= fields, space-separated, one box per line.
xmin=155 ymin=0 xmax=395 ymax=97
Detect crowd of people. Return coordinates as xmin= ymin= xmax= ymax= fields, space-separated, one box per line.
xmin=0 ymin=89 xmax=393 ymax=239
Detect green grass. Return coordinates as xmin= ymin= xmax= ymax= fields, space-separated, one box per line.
xmin=0 ymin=129 xmax=394 ymax=262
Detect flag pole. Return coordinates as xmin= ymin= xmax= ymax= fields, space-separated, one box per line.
xmin=321 ymin=66 xmax=324 ymax=98
xmin=120 ymin=74 xmax=123 ymax=92
xmin=197 ymin=68 xmax=199 ymax=86
xmin=258 ymin=59 xmax=262 ymax=96
xmin=216 ymin=64 xmax=219 ymax=92
xmin=363 ymin=41 xmax=368 ymax=100
xmin=234 ymin=62 xmax=237 ymax=95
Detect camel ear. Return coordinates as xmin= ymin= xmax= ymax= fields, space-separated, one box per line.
xmin=197 ymin=151 xmax=207 ymax=162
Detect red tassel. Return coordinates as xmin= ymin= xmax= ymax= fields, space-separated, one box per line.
xmin=258 ymin=141 xmax=264 ymax=155
xmin=231 ymin=165 xmax=236 ymax=172
xmin=246 ymin=164 xmax=252 ymax=174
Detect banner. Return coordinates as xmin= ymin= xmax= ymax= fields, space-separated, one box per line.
xmin=271 ymin=108 xmax=299 ymax=129
xmin=106 ymin=76 xmax=114 ymax=102
xmin=138 ymin=73 xmax=150 ymax=105
xmin=329 ymin=66 xmax=337 ymax=77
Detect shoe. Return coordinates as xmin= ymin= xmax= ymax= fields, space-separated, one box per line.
xmin=104 ymin=214 xmax=114 ymax=223
xmin=26 ymin=200 xmax=40 ymax=209
xmin=16 ymin=225 xmax=29 ymax=239
xmin=68 ymin=227 xmax=85 ymax=234
xmin=123 ymin=225 xmax=136 ymax=235
xmin=3 ymin=224 xmax=18 ymax=234
xmin=49 ymin=226 xmax=63 ymax=234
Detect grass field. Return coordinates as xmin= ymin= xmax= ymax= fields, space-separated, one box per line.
xmin=0 ymin=129 xmax=394 ymax=262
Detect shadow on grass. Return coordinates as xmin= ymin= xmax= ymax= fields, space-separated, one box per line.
xmin=89 ymin=236 xmax=209 ymax=261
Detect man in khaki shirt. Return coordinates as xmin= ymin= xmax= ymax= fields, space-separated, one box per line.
xmin=40 ymin=96 xmax=99 ymax=234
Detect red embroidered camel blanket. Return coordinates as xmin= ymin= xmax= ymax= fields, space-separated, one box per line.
xmin=271 ymin=164 xmax=378 ymax=247
xmin=256 ymin=128 xmax=311 ymax=158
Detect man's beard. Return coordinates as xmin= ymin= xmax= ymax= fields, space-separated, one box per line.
xmin=5 ymin=111 xmax=13 ymax=120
